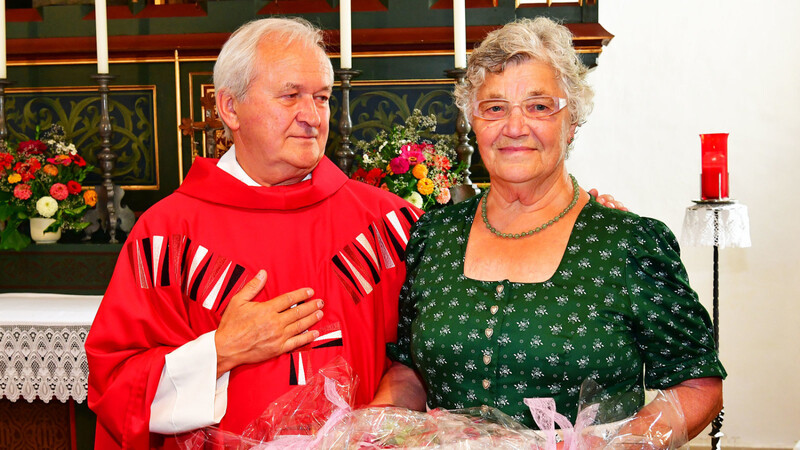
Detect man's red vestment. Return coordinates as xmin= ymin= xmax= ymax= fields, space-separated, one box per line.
xmin=86 ymin=157 xmax=420 ymax=449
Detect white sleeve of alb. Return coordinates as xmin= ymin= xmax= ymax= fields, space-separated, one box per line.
xmin=149 ymin=330 xmax=230 ymax=433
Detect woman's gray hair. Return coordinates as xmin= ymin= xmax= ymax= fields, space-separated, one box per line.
xmin=454 ymin=17 xmax=594 ymax=127
xmin=214 ymin=17 xmax=331 ymax=138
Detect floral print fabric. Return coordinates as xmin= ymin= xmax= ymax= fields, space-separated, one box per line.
xmin=388 ymin=193 xmax=726 ymax=427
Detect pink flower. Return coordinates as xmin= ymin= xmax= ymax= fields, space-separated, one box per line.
xmin=400 ymin=146 xmax=426 ymax=165
xmin=389 ymin=156 xmax=410 ymax=175
xmin=436 ymin=187 xmax=451 ymax=205
xmin=432 ymin=155 xmax=451 ymax=170
xmin=50 ymin=183 xmax=69 ymax=201
xmin=47 ymin=155 xmax=72 ymax=166
xmin=13 ymin=183 xmax=32 ymax=200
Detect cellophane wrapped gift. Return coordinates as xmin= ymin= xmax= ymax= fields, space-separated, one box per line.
xmin=526 ymin=379 xmax=689 ymax=450
xmin=180 ymin=356 xmax=358 ymax=449
xmin=182 ymin=361 xmax=688 ymax=450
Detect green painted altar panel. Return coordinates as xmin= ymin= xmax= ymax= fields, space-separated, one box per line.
xmin=6 ymin=88 xmax=158 ymax=188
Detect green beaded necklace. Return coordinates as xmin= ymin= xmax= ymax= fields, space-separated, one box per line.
xmin=481 ymin=174 xmax=580 ymax=239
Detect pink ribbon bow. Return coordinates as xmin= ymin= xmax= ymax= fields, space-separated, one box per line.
xmin=524 ymin=397 xmax=599 ymax=450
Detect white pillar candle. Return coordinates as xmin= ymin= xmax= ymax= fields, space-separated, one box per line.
xmin=95 ymin=0 xmax=109 ymax=74
xmin=339 ymin=0 xmax=352 ymax=69
xmin=1 ymin=0 xmax=7 ymax=79
xmin=453 ymin=0 xmax=467 ymax=69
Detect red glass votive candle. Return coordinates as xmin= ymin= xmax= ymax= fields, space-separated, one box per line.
xmin=700 ymin=133 xmax=729 ymax=200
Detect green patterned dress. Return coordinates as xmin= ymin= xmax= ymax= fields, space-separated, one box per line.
xmin=388 ymin=193 xmax=726 ymax=427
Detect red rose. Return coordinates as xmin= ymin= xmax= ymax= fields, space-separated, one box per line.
xmin=67 ymin=180 xmax=83 ymax=195
xmin=50 ymin=183 xmax=69 ymax=201
xmin=17 ymin=140 xmax=48 ymax=157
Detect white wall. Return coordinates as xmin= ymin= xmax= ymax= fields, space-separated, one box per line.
xmin=571 ymin=1 xmax=800 ymax=447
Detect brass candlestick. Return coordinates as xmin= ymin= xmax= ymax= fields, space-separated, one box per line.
xmin=334 ymin=68 xmax=361 ymax=175
xmin=92 ymin=73 xmax=118 ymax=243
xmin=445 ymin=68 xmax=479 ymax=203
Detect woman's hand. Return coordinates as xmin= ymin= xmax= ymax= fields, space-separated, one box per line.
xmin=588 ymin=188 xmax=629 ymax=211
xmin=606 ymin=377 xmax=722 ymax=448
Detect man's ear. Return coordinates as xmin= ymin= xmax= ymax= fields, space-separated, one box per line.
xmin=216 ymin=89 xmax=240 ymax=133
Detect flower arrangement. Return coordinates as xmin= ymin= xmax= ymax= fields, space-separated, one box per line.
xmin=351 ymin=110 xmax=464 ymax=210
xmin=0 ymin=125 xmax=97 ymax=250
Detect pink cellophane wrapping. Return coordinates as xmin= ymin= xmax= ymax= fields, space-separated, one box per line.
xmin=182 ymin=362 xmax=688 ymax=450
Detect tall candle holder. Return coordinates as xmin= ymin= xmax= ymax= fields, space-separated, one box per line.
xmin=681 ymin=197 xmax=751 ymax=450
xmin=92 ymin=73 xmax=118 ymax=243
xmin=445 ymin=68 xmax=479 ymax=203
xmin=334 ymin=68 xmax=361 ymax=175
xmin=0 ymin=79 xmax=13 ymax=143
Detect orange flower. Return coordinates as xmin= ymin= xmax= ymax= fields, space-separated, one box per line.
xmin=83 ymin=189 xmax=98 ymax=207
xmin=7 ymin=173 xmax=22 ymax=184
xmin=416 ymin=178 xmax=434 ymax=196
xmin=43 ymin=164 xmax=59 ymax=176
xmin=411 ymin=164 xmax=428 ymax=180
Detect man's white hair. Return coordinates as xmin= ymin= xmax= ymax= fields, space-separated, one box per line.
xmin=213 ymin=17 xmax=332 ymax=139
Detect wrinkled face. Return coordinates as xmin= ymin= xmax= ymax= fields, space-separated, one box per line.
xmin=472 ymin=59 xmax=576 ymax=186
xmin=227 ymin=37 xmax=333 ymax=186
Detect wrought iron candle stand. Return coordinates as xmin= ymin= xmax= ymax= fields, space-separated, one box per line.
xmin=334 ymin=68 xmax=361 ymax=175
xmin=682 ymin=199 xmax=751 ymax=450
xmin=445 ymin=68 xmax=479 ymax=203
xmin=92 ymin=73 xmax=119 ymax=243
xmin=0 ymin=79 xmax=13 ymax=143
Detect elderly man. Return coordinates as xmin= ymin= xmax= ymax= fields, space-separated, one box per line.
xmin=85 ymin=17 xmax=420 ymax=449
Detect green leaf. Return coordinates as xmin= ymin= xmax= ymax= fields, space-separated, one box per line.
xmin=0 ymin=226 xmax=30 ymax=251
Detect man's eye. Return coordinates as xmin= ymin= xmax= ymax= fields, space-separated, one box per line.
xmin=316 ymin=95 xmax=330 ymax=103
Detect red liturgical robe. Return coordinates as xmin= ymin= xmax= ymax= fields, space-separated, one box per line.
xmin=86 ymin=157 xmax=421 ymax=449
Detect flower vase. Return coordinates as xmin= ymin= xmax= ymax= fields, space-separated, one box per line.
xmin=29 ymin=218 xmax=62 ymax=244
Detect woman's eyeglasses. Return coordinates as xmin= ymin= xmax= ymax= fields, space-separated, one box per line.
xmin=474 ymin=96 xmax=567 ymax=121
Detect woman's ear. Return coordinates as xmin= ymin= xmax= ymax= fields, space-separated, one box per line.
xmin=216 ymin=89 xmax=240 ymax=133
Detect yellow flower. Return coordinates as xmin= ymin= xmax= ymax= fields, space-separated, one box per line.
xmin=416 ymin=178 xmax=434 ymax=196
xmin=7 ymin=173 xmax=22 ymax=184
xmin=411 ymin=164 xmax=428 ymax=180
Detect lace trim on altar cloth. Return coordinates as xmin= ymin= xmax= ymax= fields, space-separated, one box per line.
xmin=0 ymin=325 xmax=90 ymax=403
xmin=680 ymin=203 xmax=751 ymax=249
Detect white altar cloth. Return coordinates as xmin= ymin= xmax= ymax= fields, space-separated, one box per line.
xmin=0 ymin=293 xmax=102 ymax=403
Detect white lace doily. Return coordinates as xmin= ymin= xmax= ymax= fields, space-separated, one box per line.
xmin=680 ymin=202 xmax=751 ymax=249
xmin=0 ymin=325 xmax=90 ymax=403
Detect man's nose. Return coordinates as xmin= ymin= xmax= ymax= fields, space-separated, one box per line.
xmin=296 ymin=95 xmax=322 ymax=128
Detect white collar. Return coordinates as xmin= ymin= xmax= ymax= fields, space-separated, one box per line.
xmin=216 ymin=145 xmax=311 ymax=186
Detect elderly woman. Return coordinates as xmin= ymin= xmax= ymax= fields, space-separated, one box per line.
xmin=372 ymin=17 xmax=725 ymax=442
